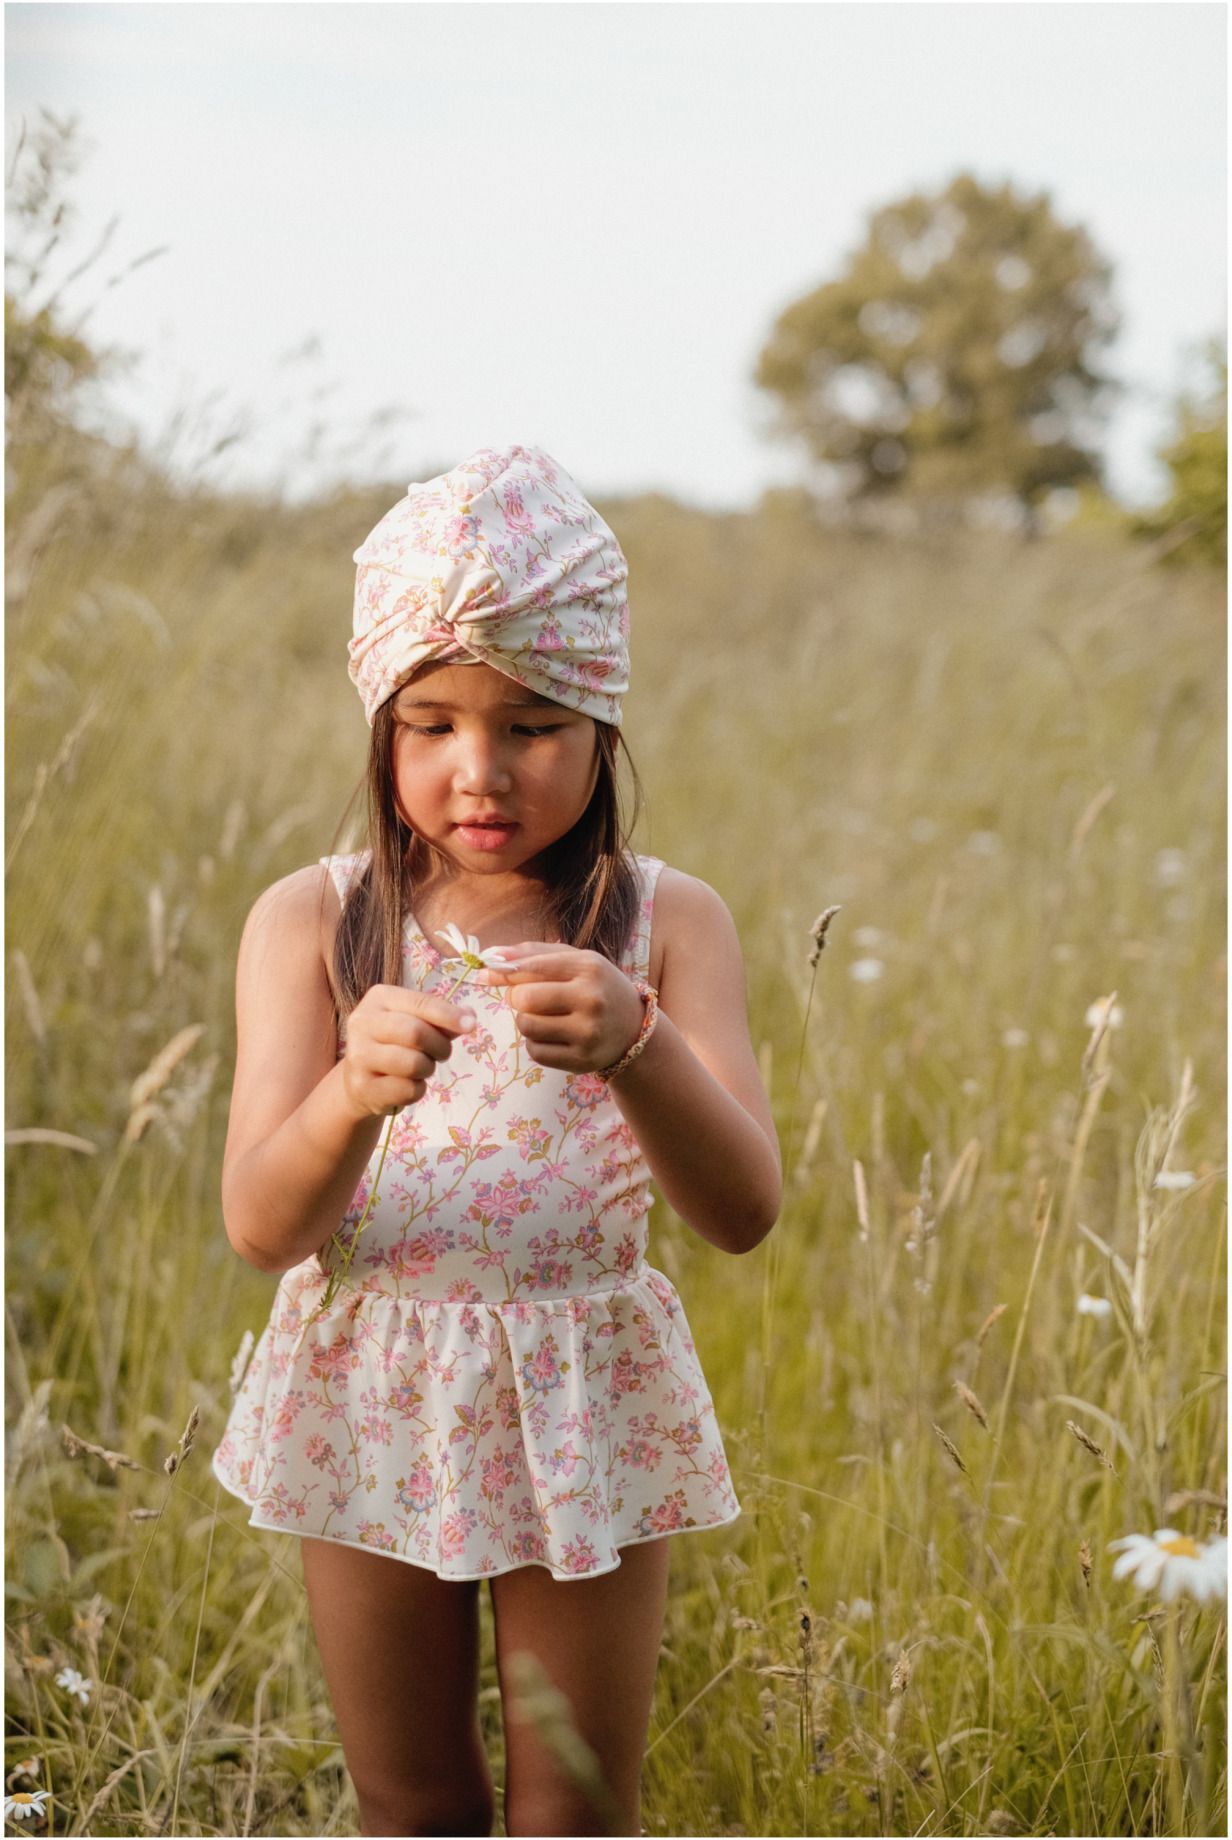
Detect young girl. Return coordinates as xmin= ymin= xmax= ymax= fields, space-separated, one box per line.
xmin=212 ymin=445 xmax=781 ymax=1839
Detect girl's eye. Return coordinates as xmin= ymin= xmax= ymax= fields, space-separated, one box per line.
xmin=402 ymin=722 xmax=564 ymax=738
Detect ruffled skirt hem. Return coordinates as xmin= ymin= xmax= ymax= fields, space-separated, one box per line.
xmin=211 ymin=1455 xmax=742 ymax=1583
xmin=211 ymin=1259 xmax=742 ymax=1582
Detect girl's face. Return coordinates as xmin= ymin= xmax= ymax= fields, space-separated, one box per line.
xmin=389 ymin=660 xmax=601 ymax=878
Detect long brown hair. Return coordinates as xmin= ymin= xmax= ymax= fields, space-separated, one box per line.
xmin=322 ymin=698 xmax=645 ymax=1029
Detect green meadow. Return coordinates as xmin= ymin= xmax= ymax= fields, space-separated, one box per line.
xmin=6 ymin=424 xmax=1226 ymax=1836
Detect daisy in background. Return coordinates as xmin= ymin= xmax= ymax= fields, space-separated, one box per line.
xmin=4 ymin=1789 xmax=50 ymax=1822
xmin=55 ymin=1665 xmax=92 ymax=1706
xmin=1108 ymin=1528 xmax=1227 ymax=1603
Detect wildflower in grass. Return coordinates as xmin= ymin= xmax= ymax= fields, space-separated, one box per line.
xmin=1084 ymin=995 xmax=1124 ymax=1029
xmin=1154 ymin=1168 xmax=1196 ymax=1190
xmin=1153 ymin=846 xmax=1187 ymax=886
xmin=4 ymin=1790 xmax=50 ymax=1821
xmin=434 ymin=923 xmax=512 ymax=972
xmin=55 ymin=1665 xmax=91 ymax=1705
xmin=1077 ymin=1292 xmax=1113 ymax=1319
xmin=849 ymin=956 xmax=884 ymax=982
xmin=1001 ymin=1026 xmax=1029 ymax=1048
xmin=1107 ymin=1528 xmax=1227 ymax=1602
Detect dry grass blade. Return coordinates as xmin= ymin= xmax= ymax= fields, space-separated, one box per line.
xmin=853 ymin=1158 xmax=871 ymax=1243
xmin=12 ymin=949 xmax=45 ymax=1045
xmin=128 ymin=1023 xmax=206 ymax=1112
xmin=164 ymin=1404 xmax=201 ymax=1476
xmin=78 ymin=1749 xmax=160 ymax=1832
xmin=1164 ymin=1487 xmax=1227 ymax=1516
xmin=1065 ymin=1418 xmax=1118 ymax=1474
xmin=6 ymin=1128 xmax=99 ymax=1154
xmin=808 ymin=905 xmax=841 ymax=968
xmin=504 ymin=1650 xmax=624 ymax=1834
xmin=62 ymin=1423 xmax=145 ymax=1472
xmin=976 ymin=1303 xmax=1007 ymax=1352
xmin=932 ymin=1423 xmax=968 ymax=1475
xmin=954 ymin=1380 xmax=989 ymax=1430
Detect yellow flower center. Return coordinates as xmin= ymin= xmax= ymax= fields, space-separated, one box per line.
xmin=10 ymin=1794 xmax=39 ymax=1805
xmin=1160 ymin=1536 xmax=1200 ymax=1558
xmin=461 ymin=952 xmax=484 ymax=970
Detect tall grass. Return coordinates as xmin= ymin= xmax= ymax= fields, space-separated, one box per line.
xmin=6 ymin=391 xmax=1226 ymax=1831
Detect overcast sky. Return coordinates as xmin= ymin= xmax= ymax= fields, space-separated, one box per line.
xmin=5 ymin=1 xmax=1226 ymax=511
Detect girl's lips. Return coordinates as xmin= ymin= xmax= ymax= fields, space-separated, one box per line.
xmin=455 ymin=821 xmax=519 ymax=853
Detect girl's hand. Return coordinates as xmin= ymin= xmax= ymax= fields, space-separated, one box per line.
xmin=474 ymin=945 xmax=645 ymax=1073
xmin=340 ymin=984 xmax=477 ymax=1118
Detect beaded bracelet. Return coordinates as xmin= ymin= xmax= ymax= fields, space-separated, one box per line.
xmin=596 ymin=977 xmax=660 ymax=1081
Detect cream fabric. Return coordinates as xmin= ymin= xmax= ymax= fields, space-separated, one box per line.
xmin=349 ymin=446 xmax=630 ymax=726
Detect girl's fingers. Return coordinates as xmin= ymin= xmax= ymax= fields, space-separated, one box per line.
xmin=369 ymin=1018 xmax=462 ymax=1063
xmin=506 ymin=982 xmax=577 ymax=1018
xmin=474 ymin=948 xmax=580 ymax=986
xmin=513 ymin=1011 xmax=575 ymax=1046
xmin=374 ymin=987 xmax=478 ymax=1034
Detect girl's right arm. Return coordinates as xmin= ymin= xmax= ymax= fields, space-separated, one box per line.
xmin=220 ymin=864 xmax=474 ymax=1274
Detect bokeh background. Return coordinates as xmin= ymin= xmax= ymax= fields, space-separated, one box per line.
xmin=5 ymin=4 xmax=1227 ymax=1837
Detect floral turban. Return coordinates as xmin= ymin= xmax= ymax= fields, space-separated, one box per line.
xmin=349 ymin=445 xmax=631 ymax=727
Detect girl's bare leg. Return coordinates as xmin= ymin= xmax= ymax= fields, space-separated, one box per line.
xmin=301 ymin=1536 xmax=494 ymax=1837
xmin=490 ymin=1537 xmax=670 ymax=1837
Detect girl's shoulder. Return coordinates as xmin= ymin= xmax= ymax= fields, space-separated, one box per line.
xmin=240 ymin=858 xmax=347 ymax=971
xmin=630 ymin=855 xmax=742 ymax=990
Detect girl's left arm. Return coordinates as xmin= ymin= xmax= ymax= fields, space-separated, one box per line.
xmin=608 ymin=868 xmax=781 ymax=1253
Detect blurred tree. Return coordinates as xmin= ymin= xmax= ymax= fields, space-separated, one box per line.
xmin=1127 ymin=337 xmax=1226 ymax=568
xmin=754 ymin=171 xmax=1123 ymax=535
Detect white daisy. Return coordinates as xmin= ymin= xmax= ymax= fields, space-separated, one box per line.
xmin=4 ymin=1791 xmax=50 ymax=1820
xmin=1001 ymin=1027 xmax=1030 ymax=1049
xmin=434 ymin=923 xmax=512 ymax=972
xmin=1077 ymin=1293 xmax=1113 ymax=1319
xmin=54 ymin=1665 xmax=91 ymax=1706
xmin=1085 ymin=996 xmax=1124 ymax=1030
xmin=1107 ymin=1528 xmax=1227 ymax=1603
xmin=1153 ymin=1169 xmax=1196 ymax=1191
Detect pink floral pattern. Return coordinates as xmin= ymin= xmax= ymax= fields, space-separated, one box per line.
xmin=347 ymin=445 xmax=631 ymax=728
xmin=212 ymin=851 xmax=741 ymax=1581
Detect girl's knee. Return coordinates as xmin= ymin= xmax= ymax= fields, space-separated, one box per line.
xmin=357 ymin=1780 xmax=495 ymax=1837
xmin=503 ymin=1785 xmax=639 ymax=1838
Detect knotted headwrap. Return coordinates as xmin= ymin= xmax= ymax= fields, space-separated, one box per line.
xmin=349 ymin=445 xmax=631 ymax=727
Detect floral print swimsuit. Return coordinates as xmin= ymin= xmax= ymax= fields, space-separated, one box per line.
xmin=212 ymin=850 xmax=741 ymax=1581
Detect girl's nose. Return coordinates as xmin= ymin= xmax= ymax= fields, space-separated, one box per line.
xmin=454 ymin=736 xmax=513 ymax=795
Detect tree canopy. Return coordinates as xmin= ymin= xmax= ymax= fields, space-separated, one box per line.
xmin=755 ymin=171 xmax=1123 ymax=530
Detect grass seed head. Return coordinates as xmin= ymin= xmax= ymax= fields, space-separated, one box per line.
xmin=954 ymin=1380 xmax=989 ymax=1430
xmin=807 ymin=905 xmax=841 ymax=968
xmin=1066 ymin=1418 xmax=1117 ymax=1474
xmin=932 ymin=1422 xmax=968 ymax=1475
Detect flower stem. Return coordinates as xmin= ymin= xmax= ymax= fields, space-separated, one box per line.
xmin=311 ymin=967 xmax=473 ymax=1319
